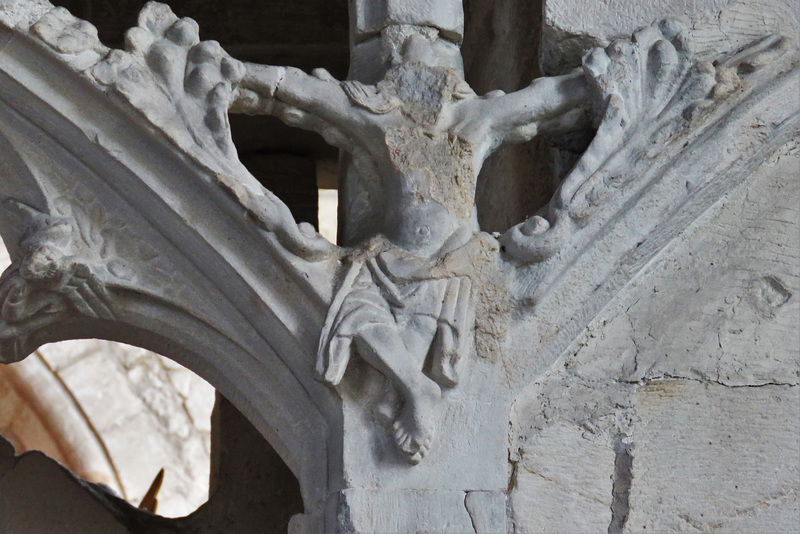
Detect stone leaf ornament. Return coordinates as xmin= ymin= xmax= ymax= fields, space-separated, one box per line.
xmin=500 ymin=22 xmax=796 ymax=265
xmin=0 ymin=0 xmax=797 ymax=482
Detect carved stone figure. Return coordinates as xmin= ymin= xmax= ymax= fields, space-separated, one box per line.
xmin=223 ymin=21 xmax=602 ymax=461
xmin=0 ymin=0 xmax=796 ymax=531
xmin=0 ymin=201 xmax=114 ymax=361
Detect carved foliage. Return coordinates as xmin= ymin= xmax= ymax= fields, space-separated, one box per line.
xmin=8 ymin=1 xmax=333 ymax=261
xmin=500 ymin=21 xmax=795 ymax=265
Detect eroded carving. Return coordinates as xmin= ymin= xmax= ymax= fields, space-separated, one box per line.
xmin=500 ymin=23 xmax=796 ymax=264
xmin=229 ymin=23 xmax=597 ymax=461
xmin=0 ymin=201 xmax=114 ymax=362
xmin=2 ymin=2 xmax=796 ymax=531
xmin=17 ymin=1 xmax=333 ymax=262
xmin=1 ymin=0 xmax=795 ymax=474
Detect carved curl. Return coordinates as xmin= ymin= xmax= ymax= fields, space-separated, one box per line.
xmin=499 ymin=21 xmax=791 ymax=265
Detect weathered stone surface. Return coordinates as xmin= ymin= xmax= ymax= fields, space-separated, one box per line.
xmin=542 ymin=0 xmax=799 ymax=74
xmin=1 ymin=1 xmax=798 ymax=532
xmin=338 ymin=489 xmax=475 ymax=534
xmin=350 ymin=0 xmax=464 ymax=43
xmin=510 ymin=422 xmax=615 ymax=533
xmin=628 ymin=381 xmax=800 ymax=532
xmin=509 ymin=141 xmax=799 ymax=532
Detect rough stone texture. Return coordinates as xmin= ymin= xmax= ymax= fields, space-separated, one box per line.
xmin=1 ymin=0 xmax=798 ymax=532
xmin=510 ymin=142 xmax=799 ymax=532
xmin=0 ymin=338 xmax=216 ymax=517
xmin=351 ymin=0 xmax=464 ymax=43
xmin=1 ymin=239 xmax=216 ymax=517
xmin=629 ymin=381 xmax=799 ymax=532
xmin=542 ymin=0 xmax=800 ymax=74
xmin=510 ymin=422 xmax=615 ymax=533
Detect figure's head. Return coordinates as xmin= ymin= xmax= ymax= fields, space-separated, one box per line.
xmin=382 ymin=25 xmax=464 ymax=74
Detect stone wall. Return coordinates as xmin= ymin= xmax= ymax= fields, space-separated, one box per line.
xmin=509 ymin=127 xmax=799 ymax=531
xmin=0 ymin=0 xmax=797 ymax=532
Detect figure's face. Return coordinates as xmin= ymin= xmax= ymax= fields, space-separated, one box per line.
xmin=20 ymin=244 xmax=60 ymax=281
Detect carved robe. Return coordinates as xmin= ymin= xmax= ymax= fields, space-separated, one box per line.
xmin=316 ymin=245 xmax=473 ymax=388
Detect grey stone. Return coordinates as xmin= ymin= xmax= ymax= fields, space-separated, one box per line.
xmin=628 ymin=381 xmax=800 ymax=532
xmin=350 ymin=0 xmax=464 ymax=44
xmin=541 ymin=0 xmax=799 ymax=74
xmin=0 ymin=0 xmax=797 ymax=532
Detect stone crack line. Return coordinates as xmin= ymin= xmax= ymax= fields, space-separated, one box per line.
xmin=521 ymin=465 xmax=608 ymax=506
xmin=617 ymin=372 xmax=797 ymax=389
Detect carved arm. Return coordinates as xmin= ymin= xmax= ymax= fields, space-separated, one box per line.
xmin=231 ymin=64 xmax=361 ymax=150
xmin=465 ymin=70 xmax=592 ymax=148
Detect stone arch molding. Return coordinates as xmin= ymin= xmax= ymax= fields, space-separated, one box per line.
xmin=0 ymin=0 xmax=797 ymax=532
xmin=0 ymin=0 xmax=341 ymax=527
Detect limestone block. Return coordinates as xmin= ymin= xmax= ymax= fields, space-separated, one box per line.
xmin=464 ymin=491 xmax=507 ymax=534
xmin=57 ymin=352 xmax=148 ymax=434
xmin=338 ymin=489 xmax=475 ymax=534
xmin=0 ymin=452 xmax=130 ymax=534
xmin=510 ymin=423 xmax=615 ymax=533
xmin=350 ymin=0 xmax=464 ymax=43
xmin=627 ymin=381 xmax=800 ymax=532
xmin=36 ymin=339 xmax=96 ymax=372
xmin=340 ymin=358 xmax=508 ymax=491
xmin=541 ymin=0 xmax=799 ymax=73
xmin=509 ymin=140 xmax=799 ymax=532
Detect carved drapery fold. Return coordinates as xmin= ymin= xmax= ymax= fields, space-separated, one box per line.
xmin=0 ymin=0 xmax=797 ymax=531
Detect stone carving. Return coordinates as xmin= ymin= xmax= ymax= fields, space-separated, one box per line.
xmin=1 ymin=0 xmax=797 ymax=530
xmin=3 ymin=0 xmax=793 ymax=466
xmin=10 ymin=1 xmax=334 ymax=262
xmin=500 ymin=21 xmax=794 ymax=263
xmin=229 ymin=21 xmax=599 ymax=461
xmin=227 ymin=15 xmax=786 ymax=462
xmin=0 ymin=201 xmax=114 ymax=362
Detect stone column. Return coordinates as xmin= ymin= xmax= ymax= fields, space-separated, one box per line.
xmin=326 ymin=4 xmax=509 ymax=532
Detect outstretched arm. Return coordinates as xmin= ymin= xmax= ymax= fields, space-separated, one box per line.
xmin=460 ymin=70 xmax=592 ymax=148
xmin=230 ymin=63 xmax=362 ymax=146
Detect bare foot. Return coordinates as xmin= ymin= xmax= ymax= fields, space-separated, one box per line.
xmin=431 ymin=322 xmax=460 ymax=387
xmin=392 ymin=378 xmax=442 ymax=464
xmin=375 ymin=385 xmax=401 ymax=424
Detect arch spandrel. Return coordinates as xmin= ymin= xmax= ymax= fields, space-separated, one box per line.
xmin=0 ymin=9 xmax=341 ymax=523
xmin=1 ymin=1 xmax=798 ymax=532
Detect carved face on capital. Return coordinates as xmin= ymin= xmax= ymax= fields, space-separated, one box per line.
xmin=20 ymin=243 xmax=62 ymax=282
xmin=18 ymin=221 xmax=75 ymax=283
